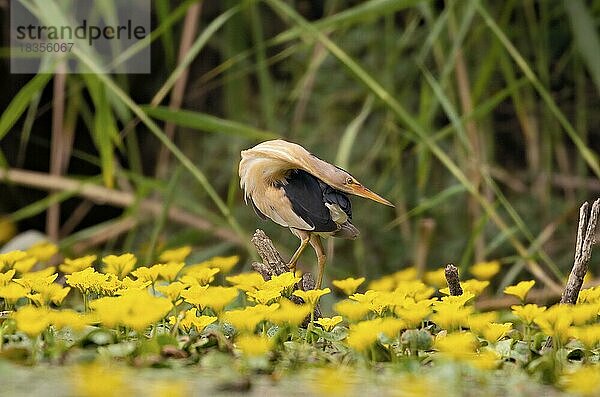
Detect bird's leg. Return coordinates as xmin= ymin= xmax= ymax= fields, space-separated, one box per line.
xmin=309 ymin=234 xmax=326 ymax=289
xmin=287 ymin=230 xmax=310 ymax=272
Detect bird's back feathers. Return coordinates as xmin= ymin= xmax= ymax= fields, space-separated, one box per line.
xmin=239 ymin=140 xmax=359 ymax=238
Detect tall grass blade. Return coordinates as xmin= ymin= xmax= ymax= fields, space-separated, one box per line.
xmin=142 ymin=106 xmax=278 ymax=140
xmin=564 ymin=0 xmax=600 ymax=95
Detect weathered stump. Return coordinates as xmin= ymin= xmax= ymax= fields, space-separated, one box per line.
xmin=250 ymin=229 xmax=322 ymax=319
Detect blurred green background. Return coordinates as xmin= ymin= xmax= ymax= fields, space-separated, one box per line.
xmin=0 ymin=0 xmax=598 ymax=294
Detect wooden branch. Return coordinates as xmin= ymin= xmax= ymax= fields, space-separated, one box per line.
xmin=0 ymin=168 xmax=240 ymax=244
xmin=250 ymin=229 xmax=288 ymax=277
xmin=444 ymin=264 xmax=463 ymax=296
xmin=250 ymin=229 xmax=322 ymax=320
xmin=560 ymin=199 xmax=600 ymax=304
xmin=545 ymin=199 xmax=599 ymax=350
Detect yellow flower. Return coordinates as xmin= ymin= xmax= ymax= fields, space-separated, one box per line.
xmin=156 ymin=282 xmax=187 ymax=302
xmin=293 ymin=288 xmax=330 ymax=306
xmin=0 ymin=251 xmax=28 ymax=271
xmin=182 ymin=267 xmax=220 ymax=286
xmin=178 ymin=284 xmax=208 ymax=304
xmin=51 ymin=309 xmax=95 ymax=331
xmin=346 ymin=318 xmax=403 ymax=351
xmin=226 ymin=272 xmax=265 ymax=292
xmin=90 ymin=291 xmax=172 ymax=332
xmin=236 ymin=335 xmax=272 ymax=357
xmin=349 ymin=290 xmax=380 ymax=304
xmin=570 ymin=324 xmax=600 ymax=350
xmin=102 ymin=254 xmax=136 ymax=279
xmin=511 ymin=304 xmax=547 ymax=325
xmin=27 ymin=283 xmax=71 ymax=306
xmin=423 ymin=268 xmax=447 ymax=289
xmin=469 ymin=260 xmax=501 ymax=280
xmin=246 ymin=303 xmax=280 ymax=317
xmin=395 ymin=281 xmax=435 ymax=302
xmin=247 ymin=288 xmax=281 ymax=305
xmin=570 ymin=303 xmax=599 ymax=326
xmin=59 ymin=255 xmax=97 ymax=274
xmin=437 ymin=292 xmax=475 ymax=306
xmin=188 ymin=255 xmax=240 ymax=274
xmin=578 ymin=286 xmax=600 ymax=304
xmin=221 ymin=308 xmax=264 ymax=333
xmin=0 ymin=269 xmax=16 ymax=287
xmin=26 ymin=241 xmax=58 ymax=262
xmin=268 ymin=299 xmax=310 ymax=326
xmin=333 ymin=299 xmax=370 ymax=322
xmin=468 ymin=312 xmax=498 ymax=334
xmin=534 ymin=304 xmax=573 ymax=344
xmin=73 ymin=362 xmax=130 ymax=397
xmin=263 ymin=272 xmax=300 ymax=292
xmin=20 ymin=266 xmax=57 ymax=279
xmin=504 ymin=280 xmax=535 ymax=302
xmin=431 ymin=305 xmax=473 ymax=331
xmin=159 ymin=246 xmax=192 ymax=263
xmin=460 ymin=279 xmax=490 ymax=296
xmin=12 ymin=256 xmax=38 ymax=273
xmin=65 ymin=268 xmax=107 ymax=295
xmin=332 ymin=277 xmax=365 ymax=295
xmin=131 ymin=266 xmax=161 ymax=284
xmin=561 ymin=366 xmax=600 ymax=396
xmin=12 ymin=305 xmax=52 ymax=337
xmin=181 ymin=286 xmax=238 ymax=312
xmin=471 ymin=349 xmax=501 ymax=370
xmin=97 ymin=274 xmax=123 ymax=296
xmin=435 ymin=332 xmax=478 ymax=360
xmin=392 ymin=267 xmax=418 ymax=282
xmin=378 ymin=317 xmax=406 ymax=337
xmin=346 ymin=327 xmax=378 ymax=352
xmin=153 ymin=262 xmax=185 ymax=282
xmin=367 ymin=275 xmax=396 ymax=291
xmin=394 ymin=300 xmax=432 ymax=329
xmin=367 ymin=293 xmax=392 ymax=316
xmin=14 ymin=271 xmax=58 ymax=292
xmin=315 ymin=316 xmax=343 ymax=331
xmin=118 ymin=276 xmax=151 ymax=293
xmin=175 ymin=308 xmax=216 ymax=332
xmin=0 ymin=282 xmax=29 ymax=304
xmin=481 ymin=322 xmax=512 ymax=342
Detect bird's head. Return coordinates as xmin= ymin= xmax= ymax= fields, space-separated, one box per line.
xmin=324 ymin=167 xmax=394 ymax=207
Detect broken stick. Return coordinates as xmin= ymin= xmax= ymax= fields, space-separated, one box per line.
xmin=250 ymin=229 xmax=322 ymax=319
xmin=560 ymin=198 xmax=600 ymax=304
xmin=444 ymin=264 xmax=463 ymax=296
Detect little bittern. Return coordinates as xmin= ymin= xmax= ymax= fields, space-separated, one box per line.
xmin=239 ymin=139 xmax=393 ymax=288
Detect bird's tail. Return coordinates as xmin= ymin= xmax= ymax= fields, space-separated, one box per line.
xmin=333 ymin=222 xmax=360 ymax=240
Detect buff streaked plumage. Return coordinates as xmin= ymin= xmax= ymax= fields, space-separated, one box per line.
xmin=239 ymin=139 xmax=393 ymax=288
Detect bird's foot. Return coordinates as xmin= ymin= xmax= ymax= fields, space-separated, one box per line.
xmin=286 ymin=262 xmax=297 ymax=276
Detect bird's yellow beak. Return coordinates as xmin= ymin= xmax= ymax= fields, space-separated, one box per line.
xmin=350 ymin=184 xmax=394 ymax=207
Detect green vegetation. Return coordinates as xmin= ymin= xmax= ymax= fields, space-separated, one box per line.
xmin=0 ymin=0 xmax=599 ymax=395
xmin=0 ymin=249 xmax=598 ymax=396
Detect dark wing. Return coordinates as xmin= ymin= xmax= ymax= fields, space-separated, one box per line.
xmin=280 ymin=170 xmax=338 ymax=232
xmin=318 ymin=180 xmax=352 ymax=219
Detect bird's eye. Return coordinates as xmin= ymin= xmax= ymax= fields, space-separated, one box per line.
xmin=345 ymin=177 xmax=353 ymax=185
